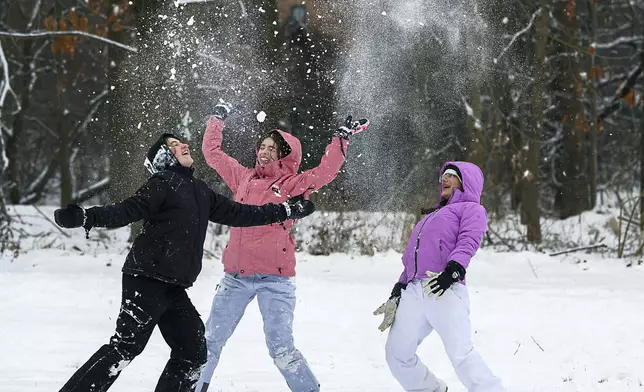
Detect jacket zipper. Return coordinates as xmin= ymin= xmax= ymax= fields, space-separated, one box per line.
xmin=190 ymin=179 xmax=201 ymax=281
xmin=239 ymin=177 xmax=253 ymax=273
xmin=412 ymin=210 xmax=437 ymax=281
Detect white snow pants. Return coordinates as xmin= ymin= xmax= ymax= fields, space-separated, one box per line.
xmin=385 ymin=280 xmax=504 ymax=392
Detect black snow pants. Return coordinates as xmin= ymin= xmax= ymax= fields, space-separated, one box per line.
xmin=59 ymin=274 xmax=207 ymax=392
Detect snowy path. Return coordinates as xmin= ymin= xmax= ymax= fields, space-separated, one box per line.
xmin=2 ymin=249 xmax=643 ymax=391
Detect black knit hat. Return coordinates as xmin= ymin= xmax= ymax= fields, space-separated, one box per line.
xmin=144 ymin=133 xmax=181 ymax=174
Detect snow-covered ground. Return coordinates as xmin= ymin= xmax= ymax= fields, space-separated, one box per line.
xmin=2 ymin=230 xmax=644 ymax=391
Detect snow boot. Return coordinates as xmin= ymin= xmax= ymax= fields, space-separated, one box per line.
xmin=433 ymin=378 xmax=448 ymax=392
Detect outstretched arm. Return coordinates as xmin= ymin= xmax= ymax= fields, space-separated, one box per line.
xmin=87 ymin=176 xmax=168 ymax=228
xmin=54 ymin=176 xmax=169 ymax=234
xmin=208 ymin=190 xmax=314 ymax=226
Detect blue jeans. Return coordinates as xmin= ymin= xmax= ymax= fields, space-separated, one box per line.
xmin=194 ymin=273 xmax=319 ymax=392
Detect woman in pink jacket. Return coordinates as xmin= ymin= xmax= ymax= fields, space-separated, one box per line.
xmin=194 ymin=103 xmax=369 ymax=392
xmin=374 ymin=162 xmax=505 ymax=392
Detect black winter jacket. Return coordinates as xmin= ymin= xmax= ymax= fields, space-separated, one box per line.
xmin=86 ymin=165 xmax=287 ymax=287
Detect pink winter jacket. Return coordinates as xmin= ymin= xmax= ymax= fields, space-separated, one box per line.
xmin=202 ymin=117 xmax=348 ymax=277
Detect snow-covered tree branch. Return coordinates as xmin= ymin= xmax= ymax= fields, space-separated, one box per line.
xmin=494 ymin=7 xmax=542 ymax=64
xmin=598 ymin=62 xmax=643 ymax=121
xmin=0 ymin=30 xmax=137 ymax=53
xmin=0 ymin=41 xmax=17 ymax=119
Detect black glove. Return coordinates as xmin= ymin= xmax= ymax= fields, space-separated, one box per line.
xmin=280 ymin=194 xmax=315 ymax=220
xmin=54 ymin=204 xmax=92 ymax=229
xmin=333 ymin=115 xmax=370 ymax=140
xmin=390 ymin=281 xmax=407 ymax=299
xmin=423 ymin=260 xmax=466 ymax=298
xmin=213 ymin=102 xmax=232 ymax=120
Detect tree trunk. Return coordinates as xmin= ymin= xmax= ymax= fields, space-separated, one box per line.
xmin=586 ymin=0 xmax=599 ymax=210
xmin=106 ymin=46 xmax=135 ymax=206
xmin=640 ymin=95 xmax=644 ymax=231
xmin=7 ymin=40 xmax=32 ymax=204
xmin=552 ymin=1 xmax=590 ymax=218
xmin=466 ymin=81 xmax=484 ymax=166
xmin=0 ymin=40 xmax=15 ymax=254
xmin=638 ymin=51 xmax=644 ymax=232
xmin=58 ymin=112 xmax=73 ymax=206
xmin=521 ymin=7 xmax=549 ymax=244
xmin=52 ymin=50 xmax=73 ymax=206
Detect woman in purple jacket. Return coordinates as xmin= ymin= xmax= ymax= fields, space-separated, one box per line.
xmin=374 ymin=161 xmax=505 ymax=392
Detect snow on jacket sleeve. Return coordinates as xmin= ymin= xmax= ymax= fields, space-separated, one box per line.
xmin=279 ymin=136 xmax=347 ymax=196
xmin=202 ymin=116 xmax=250 ymax=193
xmin=448 ymin=203 xmax=487 ymax=269
xmin=86 ymin=176 xmax=167 ymax=228
xmin=207 ymin=189 xmax=286 ymax=227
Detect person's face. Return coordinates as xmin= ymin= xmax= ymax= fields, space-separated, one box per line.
xmin=257 ymin=137 xmax=279 ymax=165
xmin=166 ymin=137 xmax=194 ymax=168
xmin=440 ymin=172 xmax=462 ymax=199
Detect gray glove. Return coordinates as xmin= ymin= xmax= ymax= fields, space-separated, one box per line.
xmin=373 ymin=282 xmax=407 ymax=332
xmin=373 ymin=297 xmax=399 ymax=332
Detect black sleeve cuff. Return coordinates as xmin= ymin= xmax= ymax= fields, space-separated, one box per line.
xmin=390 ymin=282 xmax=408 ymax=298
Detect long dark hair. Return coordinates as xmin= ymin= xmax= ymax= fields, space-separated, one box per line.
xmin=420 ymin=199 xmax=448 ymax=215
xmin=256 ymin=130 xmax=292 ymax=159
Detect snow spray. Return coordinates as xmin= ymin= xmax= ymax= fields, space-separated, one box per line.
xmin=334 ymin=0 xmax=489 ymax=210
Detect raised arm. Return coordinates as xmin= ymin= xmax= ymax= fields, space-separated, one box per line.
xmin=280 ymin=116 xmax=370 ymax=195
xmin=202 ymin=116 xmax=250 ymax=193
xmin=279 ymin=136 xmax=348 ymax=195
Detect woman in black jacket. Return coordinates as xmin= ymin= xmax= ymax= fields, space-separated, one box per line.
xmin=53 ymin=133 xmax=314 ymax=392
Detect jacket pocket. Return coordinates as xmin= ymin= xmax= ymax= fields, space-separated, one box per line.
xmin=449 ymin=283 xmax=468 ymax=301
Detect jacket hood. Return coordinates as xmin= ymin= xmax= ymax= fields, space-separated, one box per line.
xmin=254 ymin=130 xmax=302 ymax=178
xmin=440 ymin=161 xmax=484 ymax=204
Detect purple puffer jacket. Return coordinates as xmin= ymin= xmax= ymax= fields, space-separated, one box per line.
xmin=398 ymin=161 xmax=487 ymax=283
